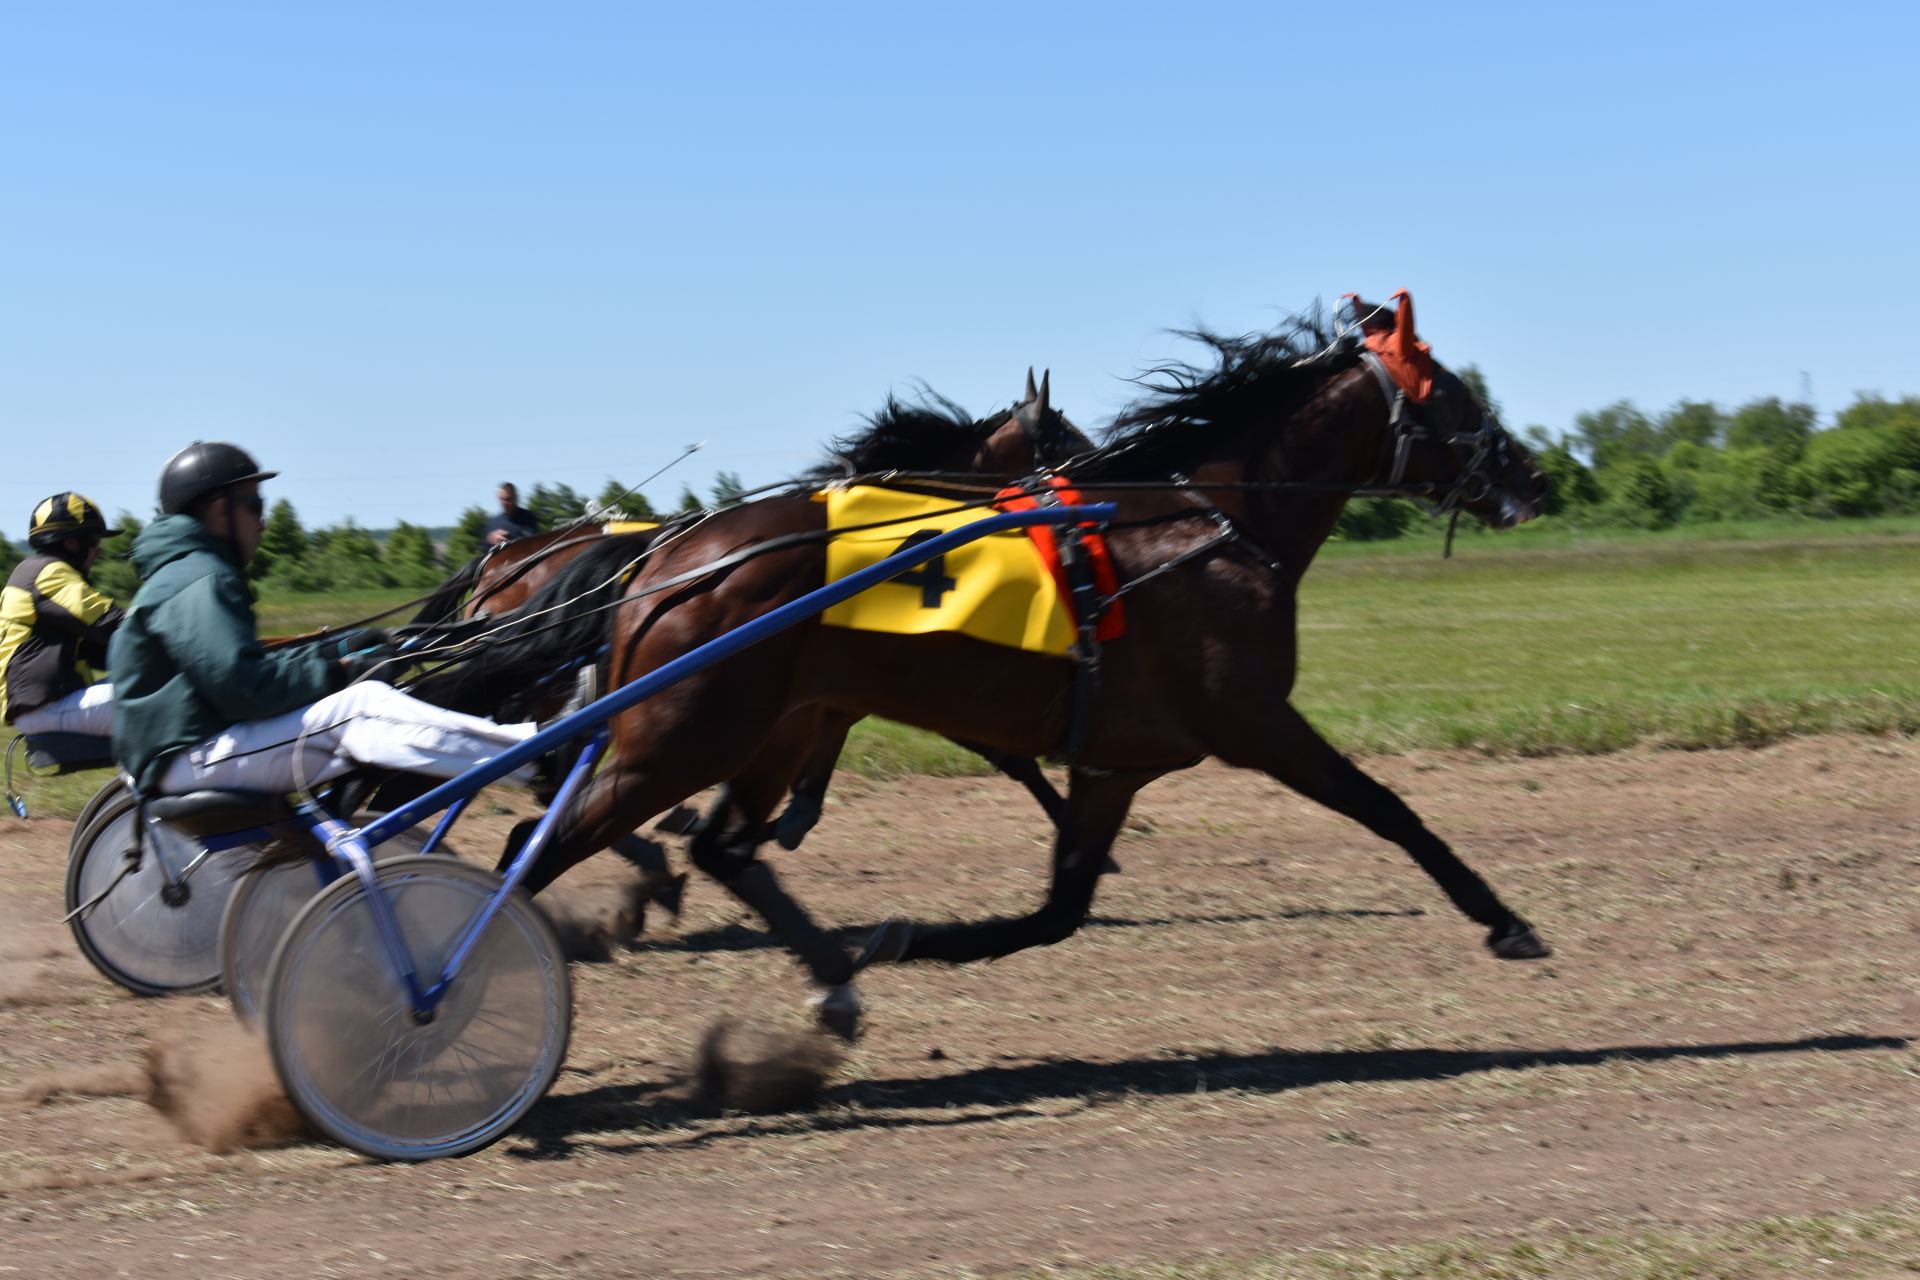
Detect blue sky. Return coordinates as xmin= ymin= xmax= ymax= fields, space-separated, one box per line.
xmin=4 ymin=1 xmax=1914 ymax=531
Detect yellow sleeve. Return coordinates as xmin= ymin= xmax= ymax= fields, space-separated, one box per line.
xmin=34 ymin=559 xmax=118 ymax=626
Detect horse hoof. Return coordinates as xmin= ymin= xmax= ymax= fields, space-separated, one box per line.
xmin=773 ymin=796 xmax=823 ymax=851
xmin=809 ymin=984 xmax=864 ymax=1042
xmin=1488 ymin=921 xmax=1552 ymax=960
xmin=655 ymin=805 xmax=704 ymax=836
xmin=855 ymin=917 xmax=914 ymax=971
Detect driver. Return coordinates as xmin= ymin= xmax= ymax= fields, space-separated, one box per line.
xmin=0 ymin=493 xmax=124 ymax=738
xmin=110 ymin=442 xmax=539 ymax=796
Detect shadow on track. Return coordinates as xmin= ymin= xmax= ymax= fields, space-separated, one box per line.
xmin=506 ymin=1032 xmax=1910 ymax=1162
xmin=658 ymin=906 xmax=1427 ymax=957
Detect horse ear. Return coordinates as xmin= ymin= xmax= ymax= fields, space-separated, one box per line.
xmin=1389 ymin=289 xmax=1418 ymax=354
xmin=1024 ymin=367 xmax=1038 ymax=402
xmin=1037 ymin=369 xmax=1050 ymax=417
xmin=1345 ymin=293 xmax=1394 ymax=336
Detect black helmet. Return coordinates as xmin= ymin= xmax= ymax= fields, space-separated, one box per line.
xmin=27 ymin=492 xmax=121 ymax=550
xmin=158 ymin=441 xmax=278 ymax=515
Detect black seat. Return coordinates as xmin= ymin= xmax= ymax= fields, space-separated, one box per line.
xmin=22 ymin=733 xmax=116 ymax=775
xmin=146 ymin=790 xmax=294 ymax=837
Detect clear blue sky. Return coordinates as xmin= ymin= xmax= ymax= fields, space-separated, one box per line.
xmin=4 ymin=1 xmax=1915 ymax=531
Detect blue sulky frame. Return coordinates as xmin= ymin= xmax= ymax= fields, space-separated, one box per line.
xmin=236 ymin=503 xmax=1117 ymax=1021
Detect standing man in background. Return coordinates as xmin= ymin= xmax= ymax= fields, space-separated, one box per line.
xmin=485 ymin=482 xmax=541 ymax=546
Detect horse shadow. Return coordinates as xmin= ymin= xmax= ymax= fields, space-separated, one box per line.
xmin=655 ymin=906 xmax=1426 ymax=957
xmin=504 ymin=1031 xmax=1909 ymax=1162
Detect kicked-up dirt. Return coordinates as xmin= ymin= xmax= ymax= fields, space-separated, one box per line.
xmin=0 ymin=735 xmax=1915 ymax=1278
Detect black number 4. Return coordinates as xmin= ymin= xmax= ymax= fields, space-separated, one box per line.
xmin=891 ymin=530 xmax=958 ymax=608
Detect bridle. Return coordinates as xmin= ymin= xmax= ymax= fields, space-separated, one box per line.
xmin=1357 ymin=350 xmax=1507 ymax=517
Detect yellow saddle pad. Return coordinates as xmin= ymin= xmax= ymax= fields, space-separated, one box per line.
xmin=818 ymin=486 xmax=1075 ymax=655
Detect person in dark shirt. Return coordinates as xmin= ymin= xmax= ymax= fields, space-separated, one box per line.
xmin=484 ymin=482 xmax=541 ymax=547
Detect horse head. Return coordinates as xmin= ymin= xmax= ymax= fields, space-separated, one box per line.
xmin=1345 ymin=292 xmax=1549 ymax=529
xmin=974 ymin=368 xmax=1095 ymax=474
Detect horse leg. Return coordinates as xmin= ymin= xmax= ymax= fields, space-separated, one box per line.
xmin=949 ymin=738 xmax=1067 ymax=825
xmin=684 ymin=729 xmax=876 ymax=1038
xmin=771 ymin=711 xmax=854 ymax=851
xmin=883 ymin=769 xmax=1143 ymax=966
xmin=1247 ymin=704 xmax=1549 ymax=959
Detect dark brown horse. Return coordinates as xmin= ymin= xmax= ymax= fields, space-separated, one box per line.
xmin=507 ymin=294 xmax=1554 ymax=1039
xmin=413 ymin=378 xmax=1095 ymax=842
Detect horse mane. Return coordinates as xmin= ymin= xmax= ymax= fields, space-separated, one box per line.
xmin=806 ymin=387 xmax=1099 ymax=477
xmin=1076 ymin=306 xmax=1362 ymax=480
xmin=806 ymin=389 xmax=989 ymax=477
xmin=406 ymin=530 xmax=657 ymax=720
xmin=410 ymin=551 xmax=489 ymax=625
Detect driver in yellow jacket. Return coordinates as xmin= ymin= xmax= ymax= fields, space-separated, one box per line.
xmin=0 ymin=493 xmax=124 ymax=738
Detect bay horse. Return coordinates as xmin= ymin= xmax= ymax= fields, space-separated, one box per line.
xmin=506 ymin=293 xmax=1555 ymax=1039
xmin=411 ymin=377 xmax=1095 ymax=840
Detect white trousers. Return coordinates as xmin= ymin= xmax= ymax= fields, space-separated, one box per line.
xmin=10 ymin=682 xmax=116 ymax=739
xmin=157 ymin=681 xmax=537 ymax=796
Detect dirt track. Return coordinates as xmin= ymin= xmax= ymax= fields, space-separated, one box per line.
xmin=2 ymin=736 xmax=1916 ymax=1278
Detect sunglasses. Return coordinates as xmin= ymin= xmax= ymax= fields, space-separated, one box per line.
xmin=232 ymin=493 xmax=266 ymax=518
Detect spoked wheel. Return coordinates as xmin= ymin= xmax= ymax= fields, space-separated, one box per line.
xmin=221 ymin=819 xmax=448 ymax=1029
xmin=265 ymin=856 xmax=571 ymax=1161
xmin=64 ymin=790 xmax=259 ymax=996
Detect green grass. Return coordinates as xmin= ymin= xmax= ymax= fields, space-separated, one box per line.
xmin=995 ymin=1202 xmax=1920 ymax=1279
xmin=1294 ymin=533 xmax=1920 ymax=756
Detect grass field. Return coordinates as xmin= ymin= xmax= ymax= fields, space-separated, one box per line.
xmin=8 ymin=527 xmax=1917 ymax=814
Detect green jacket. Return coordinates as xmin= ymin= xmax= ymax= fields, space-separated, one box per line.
xmin=109 ymin=515 xmax=339 ymax=794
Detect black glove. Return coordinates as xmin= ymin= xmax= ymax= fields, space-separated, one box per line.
xmin=325 ymin=627 xmax=392 ymax=661
xmin=330 ymin=629 xmax=398 ymax=686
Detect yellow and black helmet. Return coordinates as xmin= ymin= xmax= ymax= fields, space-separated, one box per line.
xmin=27 ymin=492 xmax=121 ymax=549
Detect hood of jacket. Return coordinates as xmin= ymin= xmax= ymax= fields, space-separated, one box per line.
xmin=129 ymin=513 xmax=240 ymax=579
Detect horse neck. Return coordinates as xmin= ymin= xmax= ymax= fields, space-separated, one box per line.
xmin=1241 ymin=363 xmax=1394 ymax=583
xmin=970 ymin=420 xmax=1044 ymax=476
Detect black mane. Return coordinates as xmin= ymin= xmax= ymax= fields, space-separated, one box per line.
xmin=1076 ymin=307 xmax=1362 ymax=480
xmin=406 ymin=530 xmax=658 ymax=720
xmin=808 ymin=390 xmax=995 ymax=477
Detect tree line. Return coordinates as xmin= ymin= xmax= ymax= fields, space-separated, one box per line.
xmin=0 ymin=473 xmax=747 ymax=597
xmin=5 ymin=384 xmax=1917 ymax=589
xmin=1340 ymin=380 xmax=1920 ymax=540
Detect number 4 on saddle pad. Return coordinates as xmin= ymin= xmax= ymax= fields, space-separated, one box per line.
xmin=816 ymin=485 xmax=1123 ymax=656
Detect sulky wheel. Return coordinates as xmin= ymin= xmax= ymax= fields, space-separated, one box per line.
xmin=220 ymin=817 xmax=449 ymax=1029
xmin=67 ymin=776 xmax=132 ymax=860
xmin=64 ymin=789 xmax=257 ymax=996
xmin=264 ymin=856 xmax=571 ymax=1161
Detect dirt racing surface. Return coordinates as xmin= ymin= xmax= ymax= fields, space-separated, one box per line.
xmin=1 ymin=735 xmax=1916 ymax=1278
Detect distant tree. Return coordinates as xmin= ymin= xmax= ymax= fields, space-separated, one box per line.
xmin=1833 ymin=392 xmax=1920 ymax=435
xmin=594 ymin=478 xmax=658 ymax=521
xmin=708 ymin=470 xmax=746 ymax=507
xmin=1602 ymin=459 xmax=1680 ymax=529
xmin=304 ymin=520 xmax=390 ymax=591
xmin=1724 ymin=397 xmax=1816 ymax=457
xmin=1334 ymin=498 xmax=1417 ymax=541
xmin=253 ymin=498 xmax=308 ymax=584
xmin=1571 ymin=401 xmax=1660 ymax=471
xmin=446 ymin=506 xmax=489 ymax=564
xmin=1533 ymin=442 xmax=1601 ymax=515
xmin=91 ymin=511 xmax=143 ymax=600
xmin=528 ymin=482 xmax=588 ymax=530
xmin=0 ymin=531 xmax=20 ymax=581
xmin=674 ymin=484 xmax=703 ymax=514
xmin=1658 ymin=400 xmax=1725 ymax=451
xmin=1454 ymin=364 xmax=1503 ymax=423
xmin=384 ymin=521 xmax=444 ymax=588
